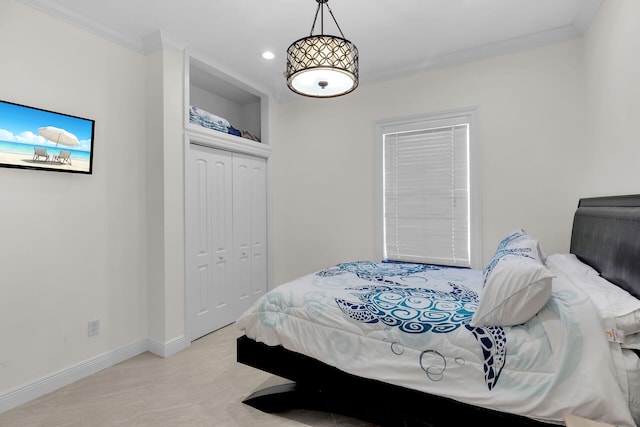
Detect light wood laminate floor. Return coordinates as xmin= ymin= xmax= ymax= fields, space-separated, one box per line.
xmin=0 ymin=325 xmax=378 ymax=427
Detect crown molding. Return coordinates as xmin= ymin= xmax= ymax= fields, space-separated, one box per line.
xmin=18 ymin=0 xmax=186 ymax=55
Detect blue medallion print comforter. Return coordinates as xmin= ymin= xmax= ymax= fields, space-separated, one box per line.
xmin=236 ymin=261 xmax=635 ymax=426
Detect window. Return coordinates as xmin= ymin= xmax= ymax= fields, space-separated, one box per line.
xmin=374 ymin=107 xmax=482 ymax=269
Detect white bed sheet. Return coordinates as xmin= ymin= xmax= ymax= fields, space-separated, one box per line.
xmin=236 ymin=261 xmax=635 ymax=426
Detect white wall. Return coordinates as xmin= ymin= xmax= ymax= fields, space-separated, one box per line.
xmin=272 ymin=39 xmax=589 ymax=285
xmin=159 ymin=47 xmax=187 ymax=344
xmin=271 ymin=1 xmax=640 ymax=287
xmin=1 ymin=0 xmax=638 ymax=414
xmin=144 ymin=46 xmax=187 ymax=348
xmin=0 ymin=1 xmax=148 ymax=396
xmin=583 ymin=0 xmax=640 ymax=195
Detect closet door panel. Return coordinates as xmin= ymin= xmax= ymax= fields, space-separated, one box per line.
xmin=250 ymin=157 xmax=268 ymax=301
xmin=210 ymin=152 xmax=234 ymax=327
xmin=233 ymin=154 xmax=253 ymax=313
xmin=186 ymin=145 xmax=234 ymax=340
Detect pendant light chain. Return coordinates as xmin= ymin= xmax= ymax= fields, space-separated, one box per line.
xmin=309 ymin=0 xmax=346 ymax=39
xmin=325 ymin=3 xmax=346 ymax=39
xmin=309 ymin=2 xmax=322 ymax=36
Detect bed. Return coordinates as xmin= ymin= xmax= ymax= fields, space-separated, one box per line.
xmin=236 ymin=194 xmax=640 ymax=426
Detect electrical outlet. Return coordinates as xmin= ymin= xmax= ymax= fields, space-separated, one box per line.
xmin=87 ymin=320 xmax=100 ymax=337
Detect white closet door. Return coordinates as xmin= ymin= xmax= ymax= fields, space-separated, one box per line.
xmin=249 ymin=156 xmax=267 ymax=302
xmin=186 ymin=145 xmax=234 ymax=340
xmin=233 ymin=154 xmax=267 ymax=313
xmin=232 ymin=154 xmax=252 ymax=314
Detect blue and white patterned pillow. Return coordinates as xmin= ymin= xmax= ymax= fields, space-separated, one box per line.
xmin=483 ymin=228 xmax=532 ymax=285
xmin=472 ymin=228 xmax=554 ymax=327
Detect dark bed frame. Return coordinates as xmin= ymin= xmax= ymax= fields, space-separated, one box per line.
xmin=237 ymin=194 xmax=640 ymax=427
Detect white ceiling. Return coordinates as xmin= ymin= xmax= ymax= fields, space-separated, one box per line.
xmin=18 ymin=0 xmax=603 ymax=103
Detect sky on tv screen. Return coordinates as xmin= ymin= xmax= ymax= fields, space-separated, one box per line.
xmin=0 ymin=101 xmax=93 ymax=152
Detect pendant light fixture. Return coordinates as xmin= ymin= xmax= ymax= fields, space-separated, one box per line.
xmin=286 ymin=0 xmax=359 ymax=98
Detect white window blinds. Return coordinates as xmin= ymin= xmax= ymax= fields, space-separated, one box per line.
xmin=383 ymin=120 xmax=471 ymax=267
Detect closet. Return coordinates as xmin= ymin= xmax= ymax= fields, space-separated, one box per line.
xmin=184 ymin=52 xmax=271 ymax=341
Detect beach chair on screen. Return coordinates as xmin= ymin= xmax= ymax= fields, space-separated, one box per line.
xmin=33 ymin=147 xmax=49 ymax=162
xmin=54 ymin=151 xmax=72 ymax=165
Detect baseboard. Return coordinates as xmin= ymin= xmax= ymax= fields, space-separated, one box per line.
xmin=0 ymin=335 xmax=188 ymax=414
xmin=146 ymin=334 xmax=188 ymax=358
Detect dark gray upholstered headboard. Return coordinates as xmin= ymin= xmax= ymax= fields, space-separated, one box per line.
xmin=570 ymin=194 xmax=640 ymax=299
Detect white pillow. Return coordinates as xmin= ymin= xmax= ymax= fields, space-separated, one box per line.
xmin=547 ymin=253 xmax=640 ymax=335
xmin=472 ymin=230 xmax=554 ymax=327
xmin=617 ymin=311 xmax=640 ymax=336
xmin=581 ymin=276 xmax=640 ymax=335
xmin=545 ymin=253 xmax=600 ymax=277
xmin=622 ymin=333 xmax=640 ymax=350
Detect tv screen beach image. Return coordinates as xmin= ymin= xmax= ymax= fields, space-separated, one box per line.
xmin=0 ymin=100 xmax=94 ymax=174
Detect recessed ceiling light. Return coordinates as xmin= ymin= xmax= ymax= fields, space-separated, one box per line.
xmin=262 ymin=51 xmax=275 ymax=60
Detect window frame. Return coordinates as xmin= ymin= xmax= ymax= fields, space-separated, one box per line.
xmin=373 ymin=107 xmax=483 ymax=269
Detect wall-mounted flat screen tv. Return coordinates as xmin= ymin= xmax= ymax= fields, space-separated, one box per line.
xmin=0 ymin=99 xmax=95 ymax=174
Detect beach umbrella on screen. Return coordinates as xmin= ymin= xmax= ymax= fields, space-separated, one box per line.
xmin=38 ymin=126 xmax=79 ymax=149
